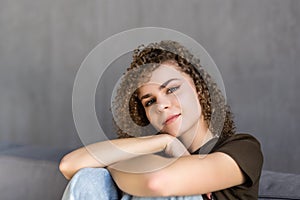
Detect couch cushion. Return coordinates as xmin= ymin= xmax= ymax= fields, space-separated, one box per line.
xmin=259 ymin=170 xmax=300 ymax=200
xmin=0 ymin=144 xmax=72 ymax=162
xmin=0 ymin=155 xmax=68 ymax=200
xmin=0 ymin=144 xmax=73 ymax=200
xmin=0 ymin=142 xmax=23 ymax=151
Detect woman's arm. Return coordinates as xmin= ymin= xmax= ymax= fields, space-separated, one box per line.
xmin=108 ymin=152 xmax=245 ymax=197
xmin=59 ymin=134 xmax=178 ymax=180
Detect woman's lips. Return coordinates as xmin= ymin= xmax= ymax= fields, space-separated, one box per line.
xmin=164 ymin=114 xmax=181 ymax=125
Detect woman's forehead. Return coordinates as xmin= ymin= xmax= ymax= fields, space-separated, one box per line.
xmin=147 ymin=64 xmax=186 ymax=83
xmin=151 ymin=63 xmax=195 ymax=85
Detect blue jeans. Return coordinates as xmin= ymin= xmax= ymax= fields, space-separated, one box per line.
xmin=62 ymin=168 xmax=203 ymax=200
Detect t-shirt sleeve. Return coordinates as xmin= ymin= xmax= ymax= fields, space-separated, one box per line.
xmin=215 ymin=134 xmax=264 ymax=187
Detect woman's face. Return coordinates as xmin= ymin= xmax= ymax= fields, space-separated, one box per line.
xmin=138 ymin=62 xmax=202 ymax=138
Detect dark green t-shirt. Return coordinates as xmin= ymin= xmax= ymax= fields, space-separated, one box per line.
xmin=192 ymin=133 xmax=263 ymax=200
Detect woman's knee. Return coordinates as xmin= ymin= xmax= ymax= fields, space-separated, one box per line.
xmin=73 ymin=168 xmax=110 ymax=180
xmin=64 ymin=168 xmax=118 ymax=200
xmin=69 ymin=168 xmax=112 ymax=191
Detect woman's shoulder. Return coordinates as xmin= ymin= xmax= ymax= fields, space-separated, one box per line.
xmin=212 ymin=133 xmax=264 ymax=190
xmin=212 ymin=132 xmax=264 ymax=170
xmin=217 ymin=133 xmax=261 ymax=147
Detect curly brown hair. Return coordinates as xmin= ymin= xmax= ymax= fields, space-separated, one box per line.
xmin=112 ymin=40 xmax=235 ymax=139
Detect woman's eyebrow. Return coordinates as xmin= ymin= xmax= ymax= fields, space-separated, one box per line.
xmin=140 ymin=93 xmax=151 ymax=101
xmin=140 ymin=78 xmax=180 ymax=101
xmin=159 ymin=78 xmax=180 ymax=90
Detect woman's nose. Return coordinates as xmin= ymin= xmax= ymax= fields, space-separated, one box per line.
xmin=156 ymin=96 xmax=171 ymax=112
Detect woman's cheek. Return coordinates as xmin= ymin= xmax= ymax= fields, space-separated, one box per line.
xmin=145 ymin=109 xmax=157 ymax=127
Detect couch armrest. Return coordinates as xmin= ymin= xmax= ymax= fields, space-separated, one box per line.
xmin=259 ymin=170 xmax=300 ymax=200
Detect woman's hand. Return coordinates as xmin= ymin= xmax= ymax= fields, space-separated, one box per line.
xmin=164 ymin=135 xmax=190 ymax=157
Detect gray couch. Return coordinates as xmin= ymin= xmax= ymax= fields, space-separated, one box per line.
xmin=0 ymin=143 xmax=69 ymax=200
xmin=1 ymin=143 xmax=300 ymax=200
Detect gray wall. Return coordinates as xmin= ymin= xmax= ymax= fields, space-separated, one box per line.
xmin=1 ymin=0 xmax=299 ymax=174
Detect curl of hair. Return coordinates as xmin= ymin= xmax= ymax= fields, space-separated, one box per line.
xmin=113 ymin=40 xmax=235 ymax=139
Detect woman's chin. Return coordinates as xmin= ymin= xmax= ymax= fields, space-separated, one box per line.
xmin=160 ymin=129 xmax=181 ymax=137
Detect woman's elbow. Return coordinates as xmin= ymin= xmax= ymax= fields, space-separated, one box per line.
xmin=59 ymin=155 xmax=74 ymax=180
xmin=146 ymin=171 xmax=170 ymax=197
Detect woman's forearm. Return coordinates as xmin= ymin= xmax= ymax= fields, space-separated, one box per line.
xmin=59 ymin=134 xmax=171 ymax=180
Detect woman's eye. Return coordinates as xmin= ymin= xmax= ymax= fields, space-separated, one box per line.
xmin=145 ymin=98 xmax=155 ymax=107
xmin=166 ymin=86 xmax=180 ymax=94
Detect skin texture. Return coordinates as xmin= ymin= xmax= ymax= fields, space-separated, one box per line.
xmin=59 ymin=62 xmax=245 ymax=198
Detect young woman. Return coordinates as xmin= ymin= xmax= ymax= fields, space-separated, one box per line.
xmin=59 ymin=40 xmax=263 ymax=200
